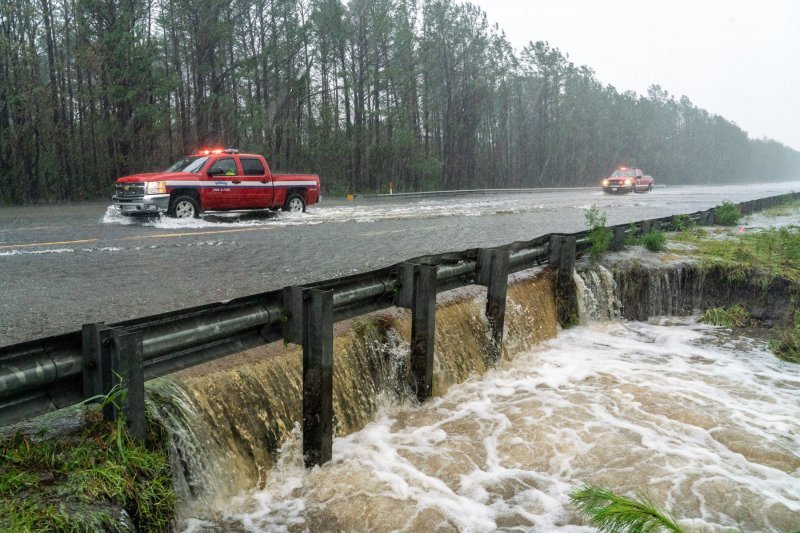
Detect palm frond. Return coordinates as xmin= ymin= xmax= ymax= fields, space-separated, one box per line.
xmin=570 ymin=483 xmax=683 ymax=533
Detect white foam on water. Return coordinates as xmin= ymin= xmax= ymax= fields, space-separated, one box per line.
xmin=1 ymin=246 xmax=127 ymax=257
xmin=189 ymin=319 xmax=800 ymax=532
xmin=0 ymin=248 xmax=75 ymax=256
xmin=101 ymin=198 xmax=550 ymax=229
xmin=101 ymin=205 xmax=136 ymax=225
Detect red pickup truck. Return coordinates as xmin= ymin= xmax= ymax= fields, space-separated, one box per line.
xmin=112 ymin=149 xmax=321 ymax=217
xmin=602 ymin=167 xmax=654 ymax=194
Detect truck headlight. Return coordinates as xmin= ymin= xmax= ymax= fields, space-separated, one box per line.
xmin=145 ymin=181 xmax=166 ymax=194
xmin=602 ymin=179 xmax=609 ymax=187
xmin=624 ymin=179 xmax=632 ymax=186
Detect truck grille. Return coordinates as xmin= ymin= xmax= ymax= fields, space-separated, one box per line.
xmin=115 ymin=183 xmax=145 ymax=198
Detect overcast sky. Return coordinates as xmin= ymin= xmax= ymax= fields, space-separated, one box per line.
xmin=468 ymin=0 xmax=800 ymax=151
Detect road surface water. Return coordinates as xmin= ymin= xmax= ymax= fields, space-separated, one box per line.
xmin=1 ymin=182 xmax=798 ymax=346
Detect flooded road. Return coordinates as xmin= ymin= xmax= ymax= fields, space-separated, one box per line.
xmin=1 ymin=182 xmax=798 ymax=345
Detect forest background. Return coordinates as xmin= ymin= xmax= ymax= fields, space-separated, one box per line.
xmin=1 ymin=0 xmax=799 ymax=203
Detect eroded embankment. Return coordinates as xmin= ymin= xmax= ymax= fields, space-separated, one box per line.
xmin=151 ymin=270 xmax=558 ymax=516
xmin=611 ymin=261 xmax=795 ymax=327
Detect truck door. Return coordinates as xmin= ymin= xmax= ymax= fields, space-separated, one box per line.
xmin=239 ymin=157 xmax=273 ymax=209
xmin=205 ymin=157 xmax=239 ymax=209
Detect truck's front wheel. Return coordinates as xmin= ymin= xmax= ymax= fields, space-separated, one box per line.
xmin=169 ymin=195 xmax=200 ymax=218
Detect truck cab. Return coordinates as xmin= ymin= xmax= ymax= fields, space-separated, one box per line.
xmin=112 ymin=149 xmax=321 ymax=217
xmin=601 ymin=167 xmax=654 ymax=194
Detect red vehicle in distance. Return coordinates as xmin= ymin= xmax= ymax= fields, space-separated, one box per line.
xmin=601 ymin=167 xmax=654 ymax=194
xmin=112 ymin=148 xmax=321 ymax=218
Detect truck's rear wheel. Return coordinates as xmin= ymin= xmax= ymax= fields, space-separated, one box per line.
xmin=169 ymin=195 xmax=200 ymax=218
xmin=283 ymin=194 xmax=306 ymax=213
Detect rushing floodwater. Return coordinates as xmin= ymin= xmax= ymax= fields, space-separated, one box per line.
xmin=182 ymin=319 xmax=800 ymax=532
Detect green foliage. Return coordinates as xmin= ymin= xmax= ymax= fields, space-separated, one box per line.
xmin=570 ymin=483 xmax=683 ymax=533
xmin=624 ymin=224 xmax=640 ymax=247
xmin=714 ymin=201 xmax=741 ymax=226
xmin=0 ymin=409 xmax=176 ymax=532
xmin=772 ymin=330 xmax=800 ymax=363
xmin=625 ymin=227 xmax=667 ymax=251
xmin=585 ymin=205 xmax=613 ymax=260
xmin=670 ymin=226 xmax=800 ymax=285
xmin=762 ymin=196 xmax=799 ymax=217
xmin=641 ymin=230 xmax=666 ymax=252
xmin=771 ymin=311 xmax=800 ymax=364
xmin=667 ymin=219 xmax=800 ymax=364
xmin=0 ymin=501 xmax=124 ymax=533
xmin=701 ymin=305 xmax=751 ymax=328
xmin=672 ymin=214 xmax=694 ymax=232
xmin=784 ymin=230 xmax=800 ymax=260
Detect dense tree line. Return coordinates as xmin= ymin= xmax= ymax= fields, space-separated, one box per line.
xmin=1 ymin=0 xmax=798 ymax=203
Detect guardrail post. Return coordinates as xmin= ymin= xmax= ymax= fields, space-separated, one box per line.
xmin=610 ymin=226 xmax=626 ymax=252
xmin=411 ymin=264 xmax=437 ymax=401
xmin=302 ymin=288 xmax=333 ymax=467
xmin=282 ymin=286 xmax=305 ymax=344
xmin=111 ymin=330 xmax=146 ymax=441
xmin=82 ymin=322 xmax=115 ymax=420
xmin=739 ymin=201 xmax=750 ymax=215
xmin=477 ymin=248 xmax=510 ymax=364
xmin=640 ymin=220 xmax=652 ymax=234
xmin=394 ymin=263 xmax=415 ymax=309
xmin=82 ymin=324 xmax=145 ymax=441
xmin=549 ymin=235 xmax=578 ymax=328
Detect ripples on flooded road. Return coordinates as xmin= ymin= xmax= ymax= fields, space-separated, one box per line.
xmin=1 ymin=183 xmax=798 ymax=345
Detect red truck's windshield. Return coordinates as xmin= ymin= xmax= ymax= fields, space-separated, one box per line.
xmin=166 ymin=156 xmax=209 ymax=173
xmin=610 ymin=169 xmax=636 ymax=177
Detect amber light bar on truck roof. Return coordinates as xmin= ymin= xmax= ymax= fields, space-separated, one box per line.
xmin=196 ymin=148 xmax=239 ymax=155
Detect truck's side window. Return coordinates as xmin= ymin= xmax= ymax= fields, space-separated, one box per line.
xmin=208 ymin=157 xmax=238 ymax=176
xmin=241 ymin=158 xmax=265 ymax=176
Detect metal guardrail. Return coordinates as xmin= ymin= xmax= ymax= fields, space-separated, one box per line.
xmin=1 ymin=193 xmax=796 ymax=433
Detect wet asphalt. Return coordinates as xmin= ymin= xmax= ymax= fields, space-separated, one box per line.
xmin=1 ymin=182 xmax=798 ymax=346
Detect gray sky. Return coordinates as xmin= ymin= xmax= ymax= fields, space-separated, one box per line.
xmin=469 ymin=0 xmax=800 ymax=151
